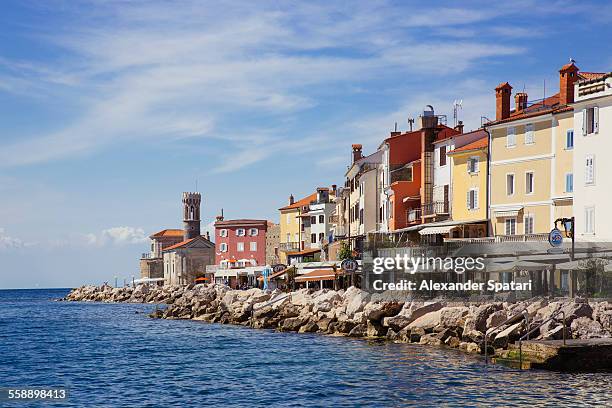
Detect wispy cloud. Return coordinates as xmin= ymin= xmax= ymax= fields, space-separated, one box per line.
xmin=84 ymin=226 xmax=148 ymax=246
xmin=0 ymin=228 xmax=35 ymax=249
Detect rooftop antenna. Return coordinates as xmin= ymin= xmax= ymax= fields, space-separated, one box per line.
xmin=543 ymin=79 xmax=546 ymax=107
xmin=453 ymin=99 xmax=463 ymax=127
xmin=394 ymin=122 xmax=398 ymax=132
xmin=408 ymin=117 xmax=415 ymax=131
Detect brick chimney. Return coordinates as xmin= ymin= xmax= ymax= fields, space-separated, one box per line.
xmin=454 ymin=120 xmax=464 ymax=134
xmin=559 ymin=61 xmax=580 ymax=105
xmin=288 ymin=194 xmax=295 ymax=205
xmin=352 ymin=144 xmax=363 ymax=163
xmin=495 ymin=82 xmax=512 ymax=121
xmin=515 ymin=92 xmax=528 ymax=113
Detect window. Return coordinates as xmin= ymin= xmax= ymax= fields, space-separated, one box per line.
xmin=359 ymin=208 xmax=364 ymax=224
xmin=525 ymin=124 xmax=535 ymax=144
xmin=286 ymin=214 xmax=291 ymax=224
xmin=566 ymin=129 xmax=574 ymax=149
xmin=219 ymin=229 xmax=228 ymax=237
xmin=467 ymin=157 xmax=479 ymax=173
xmin=319 ymin=215 xmax=324 ymax=224
xmin=507 ymin=127 xmax=516 ymax=147
xmin=467 ymin=188 xmax=478 ymax=210
xmin=286 ymin=233 xmax=290 ymax=242
xmin=505 ymin=218 xmax=517 ymax=235
xmin=406 ymin=167 xmax=413 ymax=182
xmin=219 ymin=243 xmax=228 ymax=252
xmin=294 ymin=233 xmax=298 ymax=243
xmin=566 ymin=173 xmax=574 ymax=193
xmin=237 ymin=242 xmax=244 ymax=252
xmin=525 ymin=172 xmax=534 ymax=194
xmin=319 ymin=232 xmax=324 ymax=242
xmin=249 ymin=228 xmax=258 ymax=236
xmin=310 ymin=216 xmax=316 ymax=225
xmin=439 ymin=145 xmax=447 ymax=166
xmin=524 ymin=215 xmax=534 ymax=234
xmin=583 ymin=107 xmax=599 ymax=135
xmin=236 ymin=228 xmax=245 ymax=236
xmin=585 ymin=207 xmax=595 ymax=234
xmin=311 ymin=233 xmax=317 ymax=243
xmin=249 ymin=242 xmax=257 ymax=251
xmin=506 ymin=174 xmax=515 ymax=195
xmin=585 ymin=155 xmax=595 ymax=185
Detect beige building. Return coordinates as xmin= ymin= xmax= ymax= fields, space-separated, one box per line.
xmin=265 ymin=222 xmax=280 ymax=265
xmin=140 ymin=229 xmax=184 ymax=280
xmin=486 ymin=62 xmax=596 ymax=236
xmin=163 ymin=235 xmax=215 ymax=285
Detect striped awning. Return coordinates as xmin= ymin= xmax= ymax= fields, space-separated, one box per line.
xmin=418 ymin=225 xmax=455 ymax=235
xmin=494 ymin=206 xmax=523 ymax=217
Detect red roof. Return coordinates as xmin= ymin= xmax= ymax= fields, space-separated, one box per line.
xmin=279 ymin=192 xmax=317 ymax=211
xmin=150 ymin=229 xmax=183 ymax=238
xmin=214 ymin=219 xmax=268 ymax=227
xmin=295 ymin=269 xmax=344 ymax=282
xmin=448 ymin=136 xmax=488 ymax=154
xmin=579 ymin=72 xmax=607 ymax=81
xmin=163 ymin=237 xmax=195 ymax=251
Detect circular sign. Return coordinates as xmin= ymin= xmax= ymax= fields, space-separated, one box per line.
xmin=548 ymin=228 xmax=564 ymax=247
xmin=341 ymin=259 xmax=358 ymax=273
xmin=272 ymin=264 xmax=287 ymax=273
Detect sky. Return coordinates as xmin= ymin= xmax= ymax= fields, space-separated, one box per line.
xmin=1 ymin=0 xmax=611 ymax=288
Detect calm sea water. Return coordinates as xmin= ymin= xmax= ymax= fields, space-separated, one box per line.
xmin=0 ymin=289 xmax=610 ymax=407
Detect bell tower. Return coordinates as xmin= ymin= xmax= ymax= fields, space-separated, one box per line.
xmin=182 ymin=192 xmax=201 ymax=241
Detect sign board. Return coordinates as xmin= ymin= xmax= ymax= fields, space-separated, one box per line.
xmin=548 ymin=228 xmax=564 ymax=247
xmin=341 ymin=259 xmax=358 ymax=273
xmin=272 ymin=264 xmax=287 ymax=273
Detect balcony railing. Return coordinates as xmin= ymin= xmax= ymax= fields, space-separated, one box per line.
xmin=444 ymin=233 xmax=549 ymax=244
xmin=407 ymin=208 xmax=422 ymax=223
xmin=422 ymin=201 xmax=450 ymax=217
xmin=279 ymin=242 xmax=301 ymax=251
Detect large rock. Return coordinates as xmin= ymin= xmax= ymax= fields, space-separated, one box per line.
xmin=407 ymin=310 xmax=442 ymax=331
xmin=561 ymin=300 xmax=593 ymax=326
xmin=471 ymin=303 xmax=503 ymax=332
xmin=363 ymin=301 xmax=403 ymax=322
xmin=344 ymin=287 xmax=371 ymax=317
xmin=280 ymin=316 xmax=308 ymax=332
xmin=486 ymin=310 xmax=508 ymax=330
xmin=571 ymin=317 xmax=603 ymax=339
xmin=439 ymin=306 xmax=470 ymax=329
xmin=492 ymin=322 xmax=523 ymax=348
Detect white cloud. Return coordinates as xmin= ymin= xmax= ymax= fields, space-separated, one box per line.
xmin=0 ymin=228 xmax=35 ymax=249
xmin=85 ymin=226 xmax=148 ymax=246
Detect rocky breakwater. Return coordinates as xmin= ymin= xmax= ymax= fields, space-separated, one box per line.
xmin=63 ymin=284 xmax=611 ymax=358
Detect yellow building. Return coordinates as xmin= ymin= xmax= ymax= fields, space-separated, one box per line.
xmin=278 ymin=193 xmax=316 ymax=263
xmin=486 ymin=62 xmax=591 ymax=236
xmin=447 ymin=132 xmax=489 ymax=238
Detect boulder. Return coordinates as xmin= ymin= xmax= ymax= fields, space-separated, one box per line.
xmin=348 ymin=324 xmax=367 ymax=337
xmin=363 ymin=301 xmax=403 ymax=322
xmin=298 ymin=320 xmax=319 ymax=333
xmin=280 ymin=316 xmax=307 ymax=332
xmin=561 ymin=300 xmax=593 ymax=326
xmin=407 ymin=310 xmax=443 ymax=332
xmin=466 ymin=342 xmax=480 ymax=354
xmin=485 ymin=310 xmax=508 ymax=330
xmin=472 ymin=303 xmax=503 ymax=332
xmin=570 ymin=317 xmax=603 ymax=339
xmin=409 ymin=327 xmax=425 ymax=343
xmin=366 ymin=321 xmax=385 ymax=337
xmin=419 ymin=333 xmax=443 ymax=346
xmin=492 ymin=321 xmax=523 ymax=348
xmin=439 ymin=307 xmax=470 ymax=329
xmin=344 ymin=287 xmax=371 ymax=317
xmin=383 ymin=315 xmax=413 ymax=332
xmin=316 ymin=317 xmax=334 ymax=332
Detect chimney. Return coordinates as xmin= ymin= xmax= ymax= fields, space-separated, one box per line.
xmin=515 ymin=92 xmax=528 ymax=113
xmin=288 ymin=194 xmax=295 ymax=205
xmin=495 ymin=82 xmax=512 ymax=121
xmin=559 ymin=61 xmax=580 ymax=105
xmin=206 ymin=231 xmax=210 ymax=240
xmin=215 ymin=208 xmax=224 ymax=222
xmin=454 ymin=120 xmax=464 ymax=134
xmin=352 ymin=144 xmax=363 ymax=163
xmin=418 ymin=105 xmax=438 ymax=129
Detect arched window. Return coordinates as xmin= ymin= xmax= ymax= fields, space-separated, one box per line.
xmin=190 ymin=206 xmax=195 ymax=219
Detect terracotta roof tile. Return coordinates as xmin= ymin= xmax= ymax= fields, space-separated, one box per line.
xmin=163 ymin=237 xmax=195 ymax=251
xmin=279 ymin=192 xmax=317 ymax=211
xmin=150 ymin=229 xmax=184 ymax=238
xmin=579 ymin=72 xmax=607 ymax=81
xmin=448 ymin=136 xmax=488 ymax=154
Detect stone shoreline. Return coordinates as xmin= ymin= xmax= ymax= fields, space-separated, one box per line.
xmin=62 ymin=284 xmax=611 ymax=357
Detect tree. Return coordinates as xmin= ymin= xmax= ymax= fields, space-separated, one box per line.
xmin=337 ymin=241 xmax=353 ymax=261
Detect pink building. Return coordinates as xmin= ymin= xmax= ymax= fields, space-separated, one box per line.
xmin=214 ymin=218 xmax=268 ymax=269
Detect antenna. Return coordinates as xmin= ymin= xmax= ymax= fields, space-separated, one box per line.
xmin=394 ymin=122 xmax=398 ymax=132
xmin=408 ymin=117 xmax=415 ymax=131
xmin=543 ymin=79 xmax=546 ymax=107
xmin=453 ymin=99 xmax=463 ymax=127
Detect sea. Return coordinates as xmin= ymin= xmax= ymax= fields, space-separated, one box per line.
xmin=0 ymin=289 xmax=610 ymax=407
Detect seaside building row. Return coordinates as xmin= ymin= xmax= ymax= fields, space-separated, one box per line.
xmin=139 ymin=61 xmax=612 ymax=288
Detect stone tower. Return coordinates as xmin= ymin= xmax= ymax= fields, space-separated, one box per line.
xmin=182 ymin=192 xmax=201 ymax=241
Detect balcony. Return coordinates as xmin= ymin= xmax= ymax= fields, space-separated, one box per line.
xmin=279 ymin=242 xmax=301 ymax=251
xmin=407 ymin=208 xmax=422 ymax=223
xmin=444 ymin=233 xmax=549 ymax=245
xmin=421 ymin=201 xmax=450 ymax=218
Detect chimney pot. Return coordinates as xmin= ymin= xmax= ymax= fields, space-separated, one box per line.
xmin=351 ymin=144 xmax=363 ymax=163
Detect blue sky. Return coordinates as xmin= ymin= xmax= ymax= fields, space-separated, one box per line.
xmin=1 ymin=0 xmax=611 ymax=288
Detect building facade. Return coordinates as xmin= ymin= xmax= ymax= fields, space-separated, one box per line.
xmin=140 ymin=229 xmax=184 ymax=280
xmin=278 ymin=193 xmax=316 ymax=263
xmin=214 ymin=218 xmax=268 ymax=268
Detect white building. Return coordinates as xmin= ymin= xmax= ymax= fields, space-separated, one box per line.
xmin=572 ymin=72 xmax=611 ymax=241
xmin=308 ymin=188 xmax=336 ymax=248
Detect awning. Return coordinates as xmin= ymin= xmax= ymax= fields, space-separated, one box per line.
xmin=494 ymin=206 xmax=523 ymax=217
xmin=258 ymin=267 xmax=291 ymax=281
xmin=418 ymin=225 xmax=456 ymax=235
xmin=295 ymin=269 xmax=344 ymax=282
xmin=287 ymin=248 xmax=320 ymax=256
xmin=402 ymin=195 xmax=420 ymax=203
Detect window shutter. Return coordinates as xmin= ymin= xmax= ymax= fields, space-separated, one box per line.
xmin=474 ymin=158 xmax=479 ymax=173
xmin=582 ymin=109 xmax=587 ymax=136
xmin=466 ymin=190 xmax=471 ymax=209
xmin=474 ymin=189 xmax=479 ymax=209
xmin=594 ymin=106 xmax=599 ymax=133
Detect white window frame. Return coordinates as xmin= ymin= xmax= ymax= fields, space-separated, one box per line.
xmin=524 ymin=214 xmax=535 ymax=235
xmin=506 ymin=127 xmax=516 ymax=147
xmin=565 ymin=173 xmax=574 ymax=193
xmin=506 ymin=173 xmax=515 ymax=196
xmin=525 ymin=123 xmax=535 ymax=145
xmin=584 ymin=206 xmax=595 ymax=234
xmin=237 ymin=242 xmax=244 ymax=252
xmin=219 ymin=229 xmax=228 ymax=237
xmin=566 ymin=129 xmax=574 ymax=149
xmin=505 ymin=218 xmax=517 ymax=235
xmin=585 ymin=155 xmax=595 ymax=185
xmin=583 ymin=106 xmax=599 ymax=135
xmin=525 ymin=171 xmax=535 ymax=195
xmin=219 ymin=243 xmax=228 ymax=252
xmin=467 ymin=156 xmax=479 ymax=174
xmin=236 ymin=228 xmax=246 ymax=236
xmin=249 ymin=228 xmax=258 ymax=236
xmin=249 ymin=241 xmax=257 ymax=251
